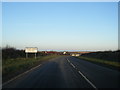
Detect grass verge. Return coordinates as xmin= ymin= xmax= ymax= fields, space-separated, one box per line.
xmin=3 ymin=55 xmax=62 ymax=82
xmin=77 ymin=56 xmax=120 ymax=70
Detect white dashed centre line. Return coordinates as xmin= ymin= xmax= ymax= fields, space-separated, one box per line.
xmin=70 ymin=63 xmax=76 ymax=68
xmin=78 ymin=71 xmax=97 ymax=89
xmin=67 ymin=58 xmax=97 ymax=89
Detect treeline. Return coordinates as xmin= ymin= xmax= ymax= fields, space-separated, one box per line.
xmin=2 ymin=46 xmax=47 ymax=60
xmin=2 ymin=47 xmax=25 ymax=60
xmin=81 ymin=50 xmax=120 ymax=62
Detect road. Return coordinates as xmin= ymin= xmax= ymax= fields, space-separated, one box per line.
xmin=3 ymin=56 xmax=120 ymax=88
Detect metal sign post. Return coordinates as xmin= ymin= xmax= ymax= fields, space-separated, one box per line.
xmin=35 ymin=53 xmax=36 ymax=59
xmin=26 ymin=53 xmax=28 ymax=58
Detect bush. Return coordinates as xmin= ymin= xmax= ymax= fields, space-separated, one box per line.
xmin=81 ymin=50 xmax=119 ymax=62
xmin=2 ymin=46 xmax=25 ymax=60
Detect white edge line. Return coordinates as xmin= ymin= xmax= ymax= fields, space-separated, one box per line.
xmin=3 ymin=64 xmax=41 ymax=86
xmin=78 ymin=71 xmax=97 ymax=89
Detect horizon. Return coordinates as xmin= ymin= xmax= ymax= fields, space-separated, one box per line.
xmin=2 ymin=2 xmax=118 ymax=51
xmin=2 ymin=45 xmax=118 ymax=52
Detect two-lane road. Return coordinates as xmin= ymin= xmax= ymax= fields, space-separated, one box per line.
xmin=3 ymin=56 xmax=120 ymax=88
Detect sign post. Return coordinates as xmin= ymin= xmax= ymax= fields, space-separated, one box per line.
xmin=26 ymin=53 xmax=28 ymax=58
xmin=35 ymin=53 xmax=36 ymax=59
xmin=25 ymin=47 xmax=38 ymax=59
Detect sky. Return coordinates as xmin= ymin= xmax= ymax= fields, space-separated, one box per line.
xmin=2 ymin=2 xmax=118 ymax=51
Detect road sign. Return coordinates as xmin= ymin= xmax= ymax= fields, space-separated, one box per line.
xmin=25 ymin=47 xmax=38 ymax=59
xmin=25 ymin=47 xmax=38 ymax=53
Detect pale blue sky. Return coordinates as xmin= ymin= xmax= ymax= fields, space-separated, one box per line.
xmin=2 ymin=2 xmax=118 ymax=51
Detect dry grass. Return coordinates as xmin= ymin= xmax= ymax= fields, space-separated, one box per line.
xmin=2 ymin=55 xmax=62 ymax=82
xmin=77 ymin=56 xmax=120 ymax=68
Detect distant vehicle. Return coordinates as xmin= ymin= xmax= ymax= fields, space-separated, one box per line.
xmin=71 ymin=53 xmax=81 ymax=56
xmin=63 ymin=52 xmax=67 ymax=54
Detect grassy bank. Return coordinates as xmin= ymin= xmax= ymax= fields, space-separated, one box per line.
xmin=3 ymin=55 xmax=62 ymax=82
xmin=77 ymin=56 xmax=120 ymax=70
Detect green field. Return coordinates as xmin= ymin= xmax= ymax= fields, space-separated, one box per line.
xmin=77 ymin=56 xmax=120 ymax=69
xmin=3 ymin=55 xmax=62 ymax=82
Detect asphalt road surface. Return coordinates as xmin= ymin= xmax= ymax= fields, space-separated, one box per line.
xmin=3 ymin=56 xmax=120 ymax=88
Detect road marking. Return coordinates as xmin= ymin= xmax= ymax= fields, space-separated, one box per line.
xmin=67 ymin=58 xmax=97 ymax=89
xmin=3 ymin=64 xmax=41 ymax=86
xmin=67 ymin=58 xmax=70 ymax=63
xmin=78 ymin=71 xmax=97 ymax=89
xmin=67 ymin=59 xmax=75 ymax=68
xmin=70 ymin=63 xmax=76 ymax=68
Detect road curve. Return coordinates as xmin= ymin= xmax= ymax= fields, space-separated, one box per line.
xmin=3 ymin=56 xmax=120 ymax=88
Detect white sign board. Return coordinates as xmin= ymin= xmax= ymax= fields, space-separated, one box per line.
xmin=25 ymin=47 xmax=38 ymax=53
